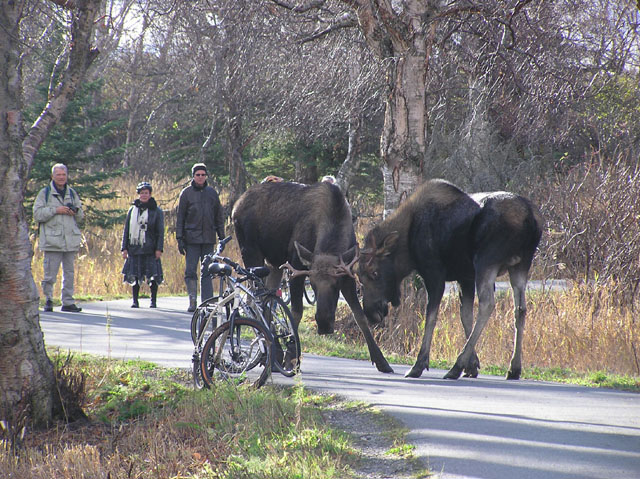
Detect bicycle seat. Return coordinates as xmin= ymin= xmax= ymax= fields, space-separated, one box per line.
xmin=249 ymin=266 xmax=271 ymax=278
xmin=208 ymin=262 xmax=232 ymax=277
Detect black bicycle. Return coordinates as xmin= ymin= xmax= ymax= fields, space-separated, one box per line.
xmin=191 ymin=237 xmax=300 ymax=389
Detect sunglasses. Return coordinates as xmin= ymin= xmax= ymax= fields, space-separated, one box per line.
xmin=194 ymin=173 xmax=207 ymax=177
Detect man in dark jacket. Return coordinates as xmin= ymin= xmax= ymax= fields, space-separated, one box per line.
xmin=176 ymin=163 xmax=225 ymax=312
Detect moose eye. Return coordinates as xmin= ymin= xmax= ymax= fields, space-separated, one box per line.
xmin=371 ymin=271 xmax=379 ymax=280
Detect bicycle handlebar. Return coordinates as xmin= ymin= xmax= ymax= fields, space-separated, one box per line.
xmin=202 ymin=236 xmax=269 ymax=285
xmin=215 ymin=235 xmax=232 ymax=255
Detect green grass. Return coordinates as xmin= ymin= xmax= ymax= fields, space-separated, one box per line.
xmin=5 ymin=351 xmax=366 ymax=479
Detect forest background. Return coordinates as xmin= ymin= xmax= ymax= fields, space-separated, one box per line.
xmin=16 ymin=0 xmax=640 ymax=380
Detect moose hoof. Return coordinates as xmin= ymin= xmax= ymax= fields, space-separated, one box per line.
xmin=506 ymin=369 xmax=521 ymax=380
xmin=444 ymin=365 xmax=463 ymax=380
xmin=375 ymin=361 xmax=394 ymax=374
xmin=405 ymin=365 xmax=424 ymax=378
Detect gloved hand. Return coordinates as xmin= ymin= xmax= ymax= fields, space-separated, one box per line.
xmin=178 ymin=239 xmax=186 ymax=255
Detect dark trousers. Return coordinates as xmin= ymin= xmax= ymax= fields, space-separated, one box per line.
xmin=184 ymin=243 xmax=214 ymax=301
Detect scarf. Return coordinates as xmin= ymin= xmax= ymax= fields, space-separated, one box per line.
xmin=128 ymin=205 xmax=148 ymax=246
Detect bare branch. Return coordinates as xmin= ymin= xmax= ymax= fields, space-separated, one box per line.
xmin=270 ymin=0 xmax=326 ymax=13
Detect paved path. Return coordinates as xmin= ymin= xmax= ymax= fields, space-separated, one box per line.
xmin=39 ymin=296 xmax=640 ymax=479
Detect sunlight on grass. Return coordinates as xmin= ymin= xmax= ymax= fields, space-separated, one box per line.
xmin=1 ymin=352 xmax=365 ymax=479
xmin=298 ymin=289 xmax=639 ymax=391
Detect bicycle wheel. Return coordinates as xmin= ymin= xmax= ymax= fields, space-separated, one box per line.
xmin=304 ymin=278 xmax=316 ymax=305
xmin=262 ymin=296 xmax=300 ymax=377
xmin=200 ymin=316 xmax=272 ymax=388
xmin=190 ymin=296 xmax=230 ymax=345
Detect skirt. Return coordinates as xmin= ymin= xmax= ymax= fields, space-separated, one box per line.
xmin=122 ymin=254 xmax=164 ymax=285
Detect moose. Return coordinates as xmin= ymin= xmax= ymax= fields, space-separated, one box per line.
xmin=357 ymin=179 xmax=543 ymax=380
xmin=232 ymin=180 xmax=393 ymax=373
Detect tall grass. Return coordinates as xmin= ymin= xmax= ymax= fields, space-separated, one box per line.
xmin=331 ymin=279 xmax=640 ymax=378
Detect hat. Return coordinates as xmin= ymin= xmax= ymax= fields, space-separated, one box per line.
xmin=192 ymin=163 xmax=208 ymax=176
xmin=136 ymin=181 xmax=152 ymax=193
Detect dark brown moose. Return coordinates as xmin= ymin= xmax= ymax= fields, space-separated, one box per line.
xmin=232 ymin=181 xmax=393 ymax=373
xmin=357 ymin=179 xmax=543 ymax=380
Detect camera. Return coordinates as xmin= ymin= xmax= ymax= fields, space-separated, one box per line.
xmin=65 ymin=203 xmax=78 ymax=213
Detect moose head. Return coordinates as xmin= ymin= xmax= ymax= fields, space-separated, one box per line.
xmin=356 ymin=231 xmax=402 ymax=326
xmin=280 ymin=242 xmax=359 ymax=334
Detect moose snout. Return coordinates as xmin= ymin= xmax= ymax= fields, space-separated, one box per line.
xmin=314 ymin=309 xmax=335 ymax=335
xmin=316 ymin=322 xmax=334 ymax=335
xmin=364 ymin=300 xmax=388 ymax=327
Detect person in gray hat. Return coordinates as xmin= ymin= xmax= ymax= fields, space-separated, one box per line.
xmin=176 ymin=163 xmax=225 ymax=312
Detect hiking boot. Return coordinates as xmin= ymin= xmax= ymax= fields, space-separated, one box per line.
xmin=187 ymin=297 xmax=197 ymax=313
xmin=61 ymin=304 xmax=82 ymax=313
xmin=43 ymin=299 xmax=53 ymax=312
xmin=150 ymin=299 xmax=157 ymax=308
xmin=131 ymin=300 xmax=139 ymax=308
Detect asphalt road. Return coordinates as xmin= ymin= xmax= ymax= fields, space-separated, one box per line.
xmin=39 ymin=296 xmax=640 ymax=479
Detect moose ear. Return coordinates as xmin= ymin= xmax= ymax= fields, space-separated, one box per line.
xmin=378 ymin=232 xmax=399 ymax=256
xmin=294 ymin=241 xmax=313 ymax=267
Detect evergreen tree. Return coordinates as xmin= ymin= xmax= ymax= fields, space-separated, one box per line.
xmin=24 ymin=79 xmax=128 ymax=228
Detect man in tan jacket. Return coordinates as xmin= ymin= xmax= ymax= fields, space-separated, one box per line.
xmin=33 ymin=163 xmax=84 ymax=312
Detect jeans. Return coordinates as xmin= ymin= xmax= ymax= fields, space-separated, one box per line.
xmin=184 ymin=243 xmax=214 ymax=302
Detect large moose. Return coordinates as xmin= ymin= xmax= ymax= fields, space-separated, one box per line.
xmin=232 ymin=181 xmax=393 ymax=373
xmin=357 ymin=179 xmax=543 ymax=380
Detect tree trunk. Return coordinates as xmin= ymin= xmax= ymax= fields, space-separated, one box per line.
xmin=0 ymin=0 xmax=100 ymax=428
xmin=225 ymin=114 xmax=248 ymax=210
xmin=0 ymin=2 xmax=57 ymax=429
xmin=350 ymin=0 xmax=434 ymax=214
xmin=123 ymin=16 xmax=148 ymax=168
xmin=335 ymin=112 xmax=362 ymax=195
xmin=379 ymin=49 xmax=429 ymax=214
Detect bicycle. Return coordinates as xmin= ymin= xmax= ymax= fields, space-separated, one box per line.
xmin=191 ymin=238 xmax=301 ymax=389
xmin=190 ymin=236 xmax=234 ymax=346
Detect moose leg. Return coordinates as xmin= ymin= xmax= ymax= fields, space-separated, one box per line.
xmin=406 ymin=281 xmax=445 ymax=378
xmin=445 ymin=266 xmax=498 ymax=379
xmin=458 ymin=280 xmax=480 ymax=377
xmin=506 ymin=268 xmax=528 ymax=380
xmin=341 ymin=279 xmax=393 ymax=373
xmin=288 ymin=276 xmax=305 ymax=327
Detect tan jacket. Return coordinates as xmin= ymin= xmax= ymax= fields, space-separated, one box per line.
xmin=33 ymin=181 xmax=84 ymax=252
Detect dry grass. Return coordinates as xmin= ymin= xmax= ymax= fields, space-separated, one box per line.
xmin=30 ymin=175 xmax=242 ymax=301
xmin=333 ymin=279 xmax=640 ymax=378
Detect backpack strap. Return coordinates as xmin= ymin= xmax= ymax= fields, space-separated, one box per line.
xmin=45 ymin=184 xmax=76 ymax=202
